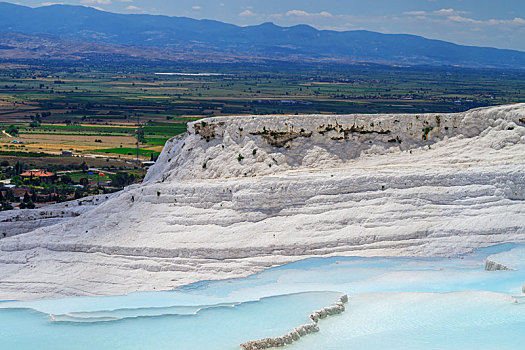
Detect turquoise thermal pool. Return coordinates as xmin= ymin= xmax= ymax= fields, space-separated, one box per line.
xmin=1 ymin=244 xmax=524 ymax=349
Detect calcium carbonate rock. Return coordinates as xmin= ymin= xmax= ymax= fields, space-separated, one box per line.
xmin=240 ymin=294 xmax=348 ymax=349
xmin=484 ymin=260 xmax=513 ymax=271
xmin=0 ymin=194 xmax=114 ymax=239
xmin=0 ymin=104 xmax=524 ymax=300
xmin=145 ymin=103 xmax=525 ymax=182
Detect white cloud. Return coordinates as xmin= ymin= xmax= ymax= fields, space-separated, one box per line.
xmin=80 ymin=0 xmax=111 ymax=4
xmin=404 ymin=8 xmax=466 ymax=17
xmin=448 ymin=15 xmax=525 ymax=26
xmin=285 ymin=10 xmax=333 ymax=17
xmin=404 ymin=11 xmax=426 ymax=16
xmin=435 ymin=8 xmax=466 ymax=16
xmin=192 ymin=5 xmax=201 ymax=10
xmin=286 ymin=10 xmax=309 ymax=17
xmin=239 ymin=10 xmax=256 ymax=17
xmin=404 ymin=8 xmax=525 ymax=28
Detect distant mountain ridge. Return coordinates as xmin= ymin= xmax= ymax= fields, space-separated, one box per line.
xmin=0 ymin=2 xmax=524 ymax=68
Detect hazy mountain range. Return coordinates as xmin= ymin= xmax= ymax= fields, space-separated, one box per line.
xmin=0 ymin=2 xmax=524 ymax=68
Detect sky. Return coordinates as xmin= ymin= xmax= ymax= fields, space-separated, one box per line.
xmin=7 ymin=0 xmax=525 ymax=51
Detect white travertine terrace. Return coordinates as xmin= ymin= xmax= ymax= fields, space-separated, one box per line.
xmin=0 ymin=104 xmax=524 ymax=300
xmin=485 ymin=245 xmax=525 ymax=272
xmin=240 ymin=294 xmax=348 ymax=349
xmin=0 ymin=194 xmax=114 ymax=238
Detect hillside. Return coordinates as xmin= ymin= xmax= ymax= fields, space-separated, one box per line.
xmin=0 ymin=104 xmax=524 ymax=299
xmin=1 ymin=2 xmax=525 ymax=67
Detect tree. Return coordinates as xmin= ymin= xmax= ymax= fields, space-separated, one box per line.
xmin=80 ymin=161 xmax=89 ymax=173
xmin=14 ymin=161 xmax=23 ymax=175
xmin=74 ymin=189 xmax=82 ymax=200
xmin=5 ymin=124 xmax=19 ymax=136
xmin=113 ymin=172 xmax=133 ymax=188
xmin=79 ymin=177 xmax=89 ymax=187
xmin=136 ymin=127 xmax=146 ymax=144
xmin=61 ymin=174 xmax=72 ymax=184
xmin=1 ymin=201 xmax=13 ymax=211
xmin=5 ymin=189 xmax=15 ymax=202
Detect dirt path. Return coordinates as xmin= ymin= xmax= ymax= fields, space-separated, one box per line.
xmin=1 ymin=130 xmax=13 ymax=138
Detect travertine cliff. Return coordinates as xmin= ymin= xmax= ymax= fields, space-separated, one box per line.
xmin=147 ymin=104 xmax=524 ymax=181
xmin=1 ymin=104 xmax=524 ymax=299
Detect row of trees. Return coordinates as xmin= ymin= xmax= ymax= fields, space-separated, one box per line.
xmin=5 ymin=124 xmax=19 ymax=136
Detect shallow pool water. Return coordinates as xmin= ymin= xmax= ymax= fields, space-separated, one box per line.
xmin=0 ymin=292 xmax=341 ymax=350
xmin=1 ymin=243 xmax=524 ymax=349
xmin=296 ymin=291 xmax=525 ymax=350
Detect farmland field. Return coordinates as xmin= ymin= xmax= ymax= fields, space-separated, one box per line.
xmin=0 ymin=60 xmax=524 ymax=164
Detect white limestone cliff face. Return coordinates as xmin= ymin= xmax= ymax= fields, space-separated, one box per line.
xmin=0 ymin=104 xmax=524 ymax=300
xmin=146 ymin=103 xmax=525 ymax=182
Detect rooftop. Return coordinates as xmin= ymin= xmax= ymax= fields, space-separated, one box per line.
xmin=20 ymin=170 xmax=55 ymax=177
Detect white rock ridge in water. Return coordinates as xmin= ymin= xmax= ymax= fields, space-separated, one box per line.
xmin=0 ymin=104 xmax=524 ymax=299
xmin=485 ymin=245 xmax=525 ymax=272
xmin=240 ymin=294 xmax=348 ymax=350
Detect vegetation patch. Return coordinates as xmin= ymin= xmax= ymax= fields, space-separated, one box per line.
xmin=0 ymin=150 xmax=58 ymax=157
xmin=317 ymin=123 xmax=391 ymax=139
xmin=193 ymin=121 xmax=224 ymax=142
xmin=96 ymin=147 xmax=160 ymax=157
xmin=251 ymin=129 xmax=313 ymax=148
xmin=422 ymin=126 xmax=434 ymax=141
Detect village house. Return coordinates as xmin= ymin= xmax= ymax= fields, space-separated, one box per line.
xmin=11 ymin=188 xmax=31 ymax=201
xmin=20 ymin=170 xmax=57 ymax=184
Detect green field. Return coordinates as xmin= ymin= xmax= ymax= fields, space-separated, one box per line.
xmin=0 ymin=60 xmax=524 ymax=162
xmin=1 ymin=61 xmax=524 ymax=129
xmin=96 ymin=147 xmax=160 ymax=157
